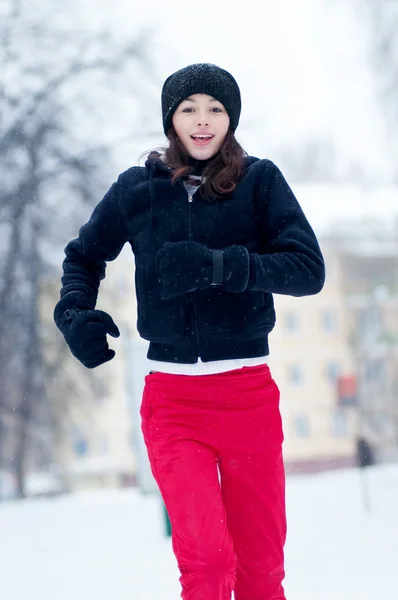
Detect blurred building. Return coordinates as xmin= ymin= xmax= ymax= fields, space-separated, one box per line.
xmin=269 ymin=240 xmax=357 ymax=474
xmin=326 ymin=220 xmax=398 ymax=464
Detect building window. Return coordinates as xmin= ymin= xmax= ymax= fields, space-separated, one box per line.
xmin=364 ymin=359 xmax=384 ymax=382
xmin=285 ymin=311 xmax=300 ymax=332
xmin=326 ymin=361 xmax=341 ymax=384
xmin=322 ymin=310 xmax=338 ymax=334
xmin=374 ymin=412 xmax=392 ymax=435
xmin=357 ymin=307 xmax=381 ymax=333
xmin=295 ymin=415 xmax=310 ymax=438
xmin=288 ymin=364 xmax=304 ymax=385
xmin=332 ymin=410 xmax=348 ymax=437
xmin=70 ymin=426 xmax=88 ymax=457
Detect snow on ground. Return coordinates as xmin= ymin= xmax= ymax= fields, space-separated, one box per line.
xmin=0 ymin=464 xmax=397 ymax=600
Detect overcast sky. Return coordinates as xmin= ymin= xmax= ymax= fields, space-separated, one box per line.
xmin=71 ymin=0 xmax=388 ymax=176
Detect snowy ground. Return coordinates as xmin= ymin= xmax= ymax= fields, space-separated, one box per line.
xmin=0 ymin=465 xmax=397 ymax=600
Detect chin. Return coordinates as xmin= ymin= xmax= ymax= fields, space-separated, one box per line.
xmin=188 ymin=145 xmax=219 ymax=161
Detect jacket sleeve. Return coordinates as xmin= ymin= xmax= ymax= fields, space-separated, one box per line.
xmin=247 ymin=160 xmax=325 ymax=296
xmin=54 ymin=173 xmax=131 ymax=328
xmin=220 ymin=161 xmax=325 ymax=296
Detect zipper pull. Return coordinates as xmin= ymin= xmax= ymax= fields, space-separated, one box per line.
xmin=188 ymin=193 xmax=193 ymax=203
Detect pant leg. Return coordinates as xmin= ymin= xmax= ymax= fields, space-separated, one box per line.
xmin=218 ymin=365 xmax=287 ymax=600
xmin=140 ymin=373 xmax=236 ymax=600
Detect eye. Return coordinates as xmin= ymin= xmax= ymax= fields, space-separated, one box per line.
xmin=211 ymin=107 xmax=223 ymax=113
xmin=182 ymin=107 xmax=194 ymax=113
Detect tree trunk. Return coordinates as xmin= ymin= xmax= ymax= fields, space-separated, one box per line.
xmin=13 ymin=208 xmax=41 ymax=499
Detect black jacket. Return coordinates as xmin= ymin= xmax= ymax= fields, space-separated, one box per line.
xmin=54 ymin=156 xmax=325 ymax=363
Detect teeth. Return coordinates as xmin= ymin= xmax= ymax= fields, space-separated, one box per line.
xmin=193 ymin=135 xmax=212 ymax=139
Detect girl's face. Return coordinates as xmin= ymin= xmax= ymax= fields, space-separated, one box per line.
xmin=172 ymin=93 xmax=230 ymax=160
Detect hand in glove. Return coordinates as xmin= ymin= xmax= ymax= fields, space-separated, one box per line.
xmin=60 ymin=308 xmax=120 ymax=369
xmin=155 ymin=241 xmax=250 ymax=300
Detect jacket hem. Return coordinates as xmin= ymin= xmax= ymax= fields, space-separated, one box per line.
xmin=146 ymin=336 xmax=270 ymax=364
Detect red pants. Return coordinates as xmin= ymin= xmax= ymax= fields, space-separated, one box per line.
xmin=140 ymin=364 xmax=286 ymax=600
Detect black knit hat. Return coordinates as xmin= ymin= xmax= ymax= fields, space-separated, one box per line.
xmin=161 ymin=63 xmax=241 ymax=135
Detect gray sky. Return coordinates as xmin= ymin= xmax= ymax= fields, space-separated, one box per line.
xmin=75 ymin=0 xmax=389 ymax=179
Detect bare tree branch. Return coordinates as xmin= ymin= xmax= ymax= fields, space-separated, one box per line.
xmin=0 ymin=1 xmax=158 ymax=495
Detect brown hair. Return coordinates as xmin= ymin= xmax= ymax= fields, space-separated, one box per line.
xmin=146 ymin=127 xmax=247 ymax=199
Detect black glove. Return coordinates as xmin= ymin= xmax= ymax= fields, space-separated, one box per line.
xmin=58 ymin=307 xmax=120 ymax=369
xmin=155 ymin=241 xmax=250 ymax=300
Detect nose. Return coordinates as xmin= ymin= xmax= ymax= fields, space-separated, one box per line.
xmin=197 ymin=110 xmax=209 ymax=127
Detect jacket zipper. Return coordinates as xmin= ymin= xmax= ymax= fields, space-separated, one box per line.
xmin=188 ymin=192 xmax=200 ymax=358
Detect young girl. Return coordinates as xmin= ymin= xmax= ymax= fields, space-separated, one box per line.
xmin=54 ymin=63 xmax=325 ymax=600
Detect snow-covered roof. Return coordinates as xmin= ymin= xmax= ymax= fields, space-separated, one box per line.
xmin=292 ymin=183 xmax=398 ymax=236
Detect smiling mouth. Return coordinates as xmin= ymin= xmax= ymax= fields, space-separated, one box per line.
xmin=191 ymin=135 xmax=214 ymax=146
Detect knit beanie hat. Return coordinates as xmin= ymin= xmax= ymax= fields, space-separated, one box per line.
xmin=161 ymin=63 xmax=241 ymax=136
